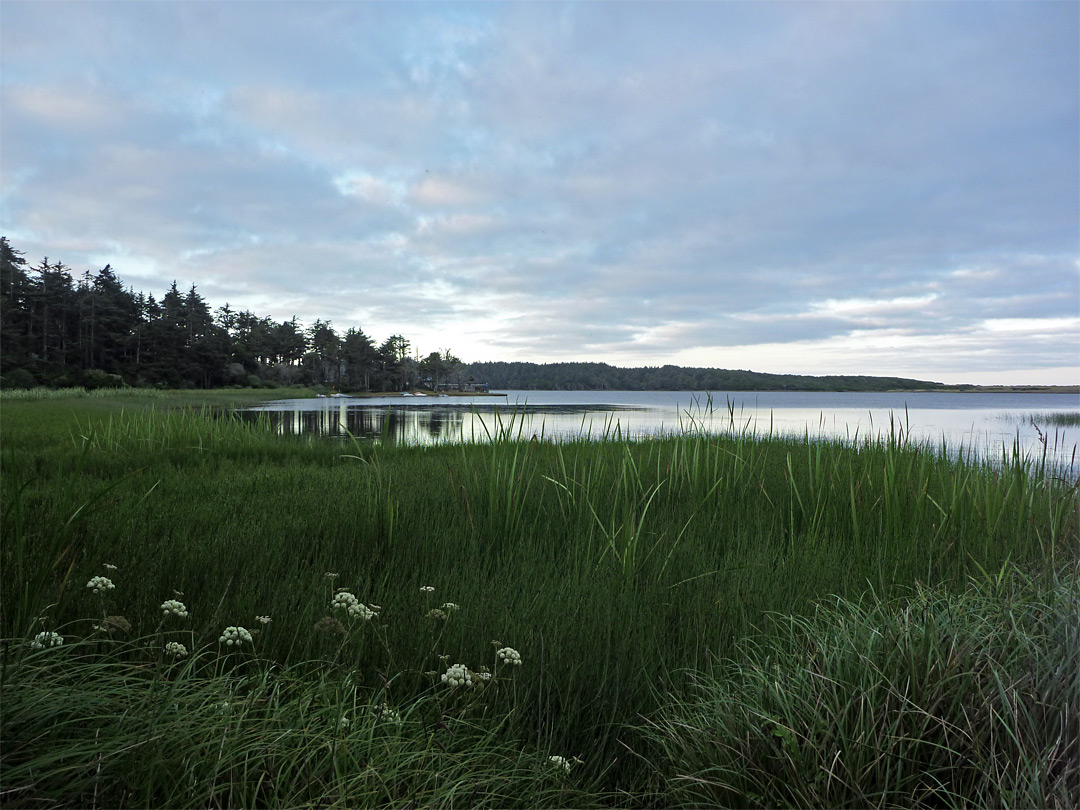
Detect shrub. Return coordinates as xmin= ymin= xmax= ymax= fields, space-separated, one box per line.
xmin=1 ymin=368 xmax=36 ymax=389
xmin=81 ymin=369 xmax=125 ymax=390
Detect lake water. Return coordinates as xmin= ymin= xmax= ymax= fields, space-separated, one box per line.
xmin=240 ymin=390 xmax=1080 ymax=473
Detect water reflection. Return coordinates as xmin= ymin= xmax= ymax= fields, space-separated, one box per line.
xmin=236 ymin=390 xmax=1079 ymax=473
xmin=236 ymin=401 xmax=647 ymax=445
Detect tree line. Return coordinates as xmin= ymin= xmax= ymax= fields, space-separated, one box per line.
xmin=457 ymin=361 xmax=948 ymax=392
xmin=0 ymin=237 xmax=462 ymax=391
xmin=2 ymin=236 xmax=954 ymax=394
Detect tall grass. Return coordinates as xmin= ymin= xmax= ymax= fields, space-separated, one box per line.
xmin=1 ymin=392 xmax=1077 ymax=806
xmin=2 ymin=641 xmax=598 ymax=808
xmin=0 ymin=386 xmax=316 ymax=402
xmin=640 ymin=562 xmax=1079 ymax=809
xmin=1014 ymin=411 xmax=1080 ymax=427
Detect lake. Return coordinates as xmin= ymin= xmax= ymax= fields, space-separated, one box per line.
xmin=240 ymin=390 xmax=1080 ymax=474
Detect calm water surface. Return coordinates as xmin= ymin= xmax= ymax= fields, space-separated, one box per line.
xmin=241 ymin=390 xmax=1080 ymax=472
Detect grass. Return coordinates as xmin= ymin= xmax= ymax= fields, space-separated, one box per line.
xmin=1022 ymin=411 xmax=1080 ymax=427
xmin=2 ymin=642 xmax=596 ymax=808
xmin=1 ymin=390 xmax=1077 ymax=807
xmin=639 ymin=563 xmax=1079 ymax=808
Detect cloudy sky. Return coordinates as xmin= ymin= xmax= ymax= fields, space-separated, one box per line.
xmin=2 ymin=2 xmax=1077 ymax=384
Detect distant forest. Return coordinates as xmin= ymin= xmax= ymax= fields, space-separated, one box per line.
xmin=459 ymin=362 xmax=947 ymax=392
xmin=1 ymin=236 xmax=951 ymax=393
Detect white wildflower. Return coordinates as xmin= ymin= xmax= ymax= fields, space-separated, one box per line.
xmin=426 ymin=608 xmax=447 ymax=621
xmin=161 ymin=599 xmax=189 ymax=618
xmin=331 ymin=591 xmax=377 ymax=620
xmin=339 ymin=714 xmax=351 ymax=730
xmin=373 ymin=703 xmax=402 ymax=724
xmin=218 ymin=626 xmax=252 ymax=646
xmin=420 ymin=585 xmax=435 ymax=593
xmin=29 ymin=631 xmax=63 ymax=650
xmin=440 ymin=663 xmax=473 ymax=688
xmin=103 ymin=563 xmax=118 ymax=571
xmin=325 ymin=572 xmax=339 ymax=579
xmin=496 ymin=647 xmax=522 ymax=666
xmin=549 ymin=755 xmax=572 ymax=773
xmin=86 ymin=575 xmax=115 ymax=594
xmin=165 ymin=641 xmax=188 ymax=658
xmin=441 ymin=602 xmax=460 ymax=611
xmin=332 ymin=591 xmax=358 ymax=611
xmin=256 ymin=615 xmax=271 ymax=625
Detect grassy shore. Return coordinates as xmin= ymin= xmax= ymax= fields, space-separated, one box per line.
xmin=1 ymin=390 xmax=1077 ymax=807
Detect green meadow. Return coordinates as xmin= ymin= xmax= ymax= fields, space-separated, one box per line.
xmin=1 ymin=390 xmax=1077 ymax=808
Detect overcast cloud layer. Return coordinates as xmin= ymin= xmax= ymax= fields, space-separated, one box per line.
xmin=2 ymin=1 xmax=1077 ymax=384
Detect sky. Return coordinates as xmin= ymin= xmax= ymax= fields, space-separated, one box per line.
xmin=2 ymin=2 xmax=1078 ymax=385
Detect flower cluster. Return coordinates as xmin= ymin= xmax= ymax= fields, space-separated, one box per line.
xmin=331 ymin=591 xmax=378 ymax=620
xmin=420 ymin=585 xmax=435 ymax=593
xmin=256 ymin=615 xmax=271 ymax=625
xmin=161 ymin=599 xmax=188 ymax=618
xmin=549 ymin=755 xmax=572 ymax=773
xmin=497 ymin=646 xmax=522 ymax=666
xmin=373 ymin=703 xmax=402 ymax=724
xmin=441 ymin=663 xmax=473 ymax=687
xmin=426 ymin=608 xmax=447 ymax=621
xmin=29 ymin=631 xmax=63 ymax=650
xmin=218 ymin=626 xmax=252 ymax=646
xmin=103 ymin=563 xmax=118 ymax=571
xmin=86 ymin=576 xmax=115 ymax=594
xmin=441 ymin=602 xmax=460 ymax=611
xmin=165 ymin=641 xmax=188 ymax=658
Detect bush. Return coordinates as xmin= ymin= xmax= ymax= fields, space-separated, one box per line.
xmin=81 ymin=369 xmax=125 ymax=390
xmin=1 ymin=368 xmax=37 ymax=389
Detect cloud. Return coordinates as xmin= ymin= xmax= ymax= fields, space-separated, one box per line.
xmin=1 ymin=1 xmax=1076 ymax=384
xmin=333 ymin=172 xmax=406 ymax=206
xmin=409 ymin=175 xmax=489 ymax=207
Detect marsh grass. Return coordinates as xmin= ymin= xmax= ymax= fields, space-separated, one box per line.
xmin=640 ymin=562 xmax=1079 ymax=809
xmin=1 ymin=391 xmax=1077 ymax=806
xmin=1 ymin=641 xmax=596 ymax=809
xmin=1014 ymin=411 xmax=1080 ymax=428
xmin=0 ymin=385 xmax=316 ymax=403
xmin=0 ymin=385 xmax=173 ymax=401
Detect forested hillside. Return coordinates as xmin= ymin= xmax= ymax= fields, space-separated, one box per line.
xmin=460 ymin=361 xmax=947 ymax=392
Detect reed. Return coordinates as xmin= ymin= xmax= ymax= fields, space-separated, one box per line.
xmin=1 ymin=391 xmax=1076 ymax=806
xmin=639 ymin=561 xmax=1079 ymax=808
xmin=1016 ymin=411 xmax=1080 ymax=427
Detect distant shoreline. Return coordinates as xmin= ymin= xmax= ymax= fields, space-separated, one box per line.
xmin=888 ymin=385 xmax=1078 ymax=394
xmin=456 ymin=360 xmax=1079 ymax=395
xmin=340 ymin=385 xmax=1079 ymax=396
xmin=933 ymin=385 xmax=1079 ymax=394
